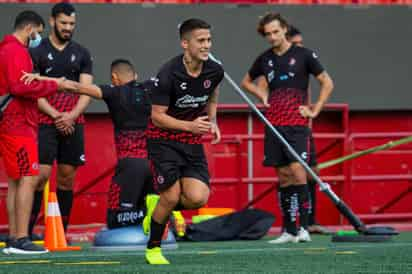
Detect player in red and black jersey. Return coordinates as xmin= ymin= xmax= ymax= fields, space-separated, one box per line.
xmin=23 ymin=59 xmax=154 ymax=229
xmin=28 ymin=3 xmax=93 ymax=236
xmin=256 ymin=25 xmax=331 ymax=235
xmin=241 ymin=12 xmax=334 ymax=244
xmin=144 ymin=18 xmax=224 ymax=264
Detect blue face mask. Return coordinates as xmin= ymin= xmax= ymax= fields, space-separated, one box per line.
xmin=29 ymin=32 xmax=42 ymax=48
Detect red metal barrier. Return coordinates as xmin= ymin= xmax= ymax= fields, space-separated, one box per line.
xmin=1 ymin=104 xmax=412 ymax=230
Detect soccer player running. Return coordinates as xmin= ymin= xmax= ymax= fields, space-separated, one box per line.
xmin=241 ymin=13 xmax=334 ymax=244
xmin=0 ymin=10 xmax=65 ymax=254
xmin=28 ymin=3 xmax=93 ymax=237
xmin=23 ymin=59 xmax=154 ymax=229
xmin=144 ymin=18 xmax=224 ymax=264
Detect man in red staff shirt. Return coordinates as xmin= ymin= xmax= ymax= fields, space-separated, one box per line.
xmin=0 ymin=10 xmax=65 ymax=254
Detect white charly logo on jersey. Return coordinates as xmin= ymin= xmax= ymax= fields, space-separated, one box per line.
xmin=268 ymin=60 xmax=274 ymax=67
xmin=150 ymin=77 xmax=159 ymax=87
xmin=180 ymin=82 xmax=187 ymax=90
xmin=312 ymin=52 xmax=318 ymax=59
xmin=176 ymin=94 xmax=209 ymax=108
xmin=203 ymin=79 xmax=211 ymax=89
xmin=157 ymin=175 xmax=164 ymax=184
xmin=45 ymin=67 xmax=53 ymax=74
xmin=80 ymin=154 xmax=86 ymax=162
xmin=267 ymin=70 xmax=275 ymax=83
xmin=47 ymin=53 xmax=53 ymax=60
xmin=288 ymin=72 xmax=295 ymax=78
xmin=32 ymin=162 xmax=39 ymax=170
xmin=71 ymin=54 xmax=76 ymax=63
xmin=289 ymin=58 xmax=296 ymax=66
xmin=301 ymin=152 xmax=307 ymax=159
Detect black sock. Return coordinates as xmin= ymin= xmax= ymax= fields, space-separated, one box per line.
xmin=294 ymin=184 xmax=310 ymax=230
xmin=106 ymin=207 xmax=144 ymax=229
xmin=57 ymin=189 xmax=73 ymax=231
xmin=29 ymin=191 xmax=43 ymax=236
xmin=279 ymin=186 xmax=298 ymax=236
xmin=308 ymin=179 xmax=317 ymax=225
xmin=147 ymin=219 xmax=166 ymax=249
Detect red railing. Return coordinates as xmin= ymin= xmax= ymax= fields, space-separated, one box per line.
xmin=2 ymin=103 xmax=412 ymax=228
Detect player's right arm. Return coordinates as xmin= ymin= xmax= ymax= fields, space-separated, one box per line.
xmin=59 ymin=79 xmax=103 ymax=99
xmin=241 ymin=56 xmax=270 ymax=107
xmin=150 ymin=68 xmax=211 ymax=135
xmin=22 ymin=73 xmax=104 ymax=100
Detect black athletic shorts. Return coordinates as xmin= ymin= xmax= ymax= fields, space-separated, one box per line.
xmin=147 ymin=139 xmax=210 ymax=192
xmin=38 ymin=124 xmax=85 ymax=166
xmin=263 ymin=126 xmax=310 ymax=167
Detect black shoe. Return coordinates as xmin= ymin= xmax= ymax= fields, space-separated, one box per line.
xmin=8 ymin=237 xmax=48 ymax=254
xmin=2 ymin=236 xmax=17 ymax=255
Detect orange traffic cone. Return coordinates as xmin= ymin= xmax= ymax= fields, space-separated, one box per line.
xmin=44 ymin=192 xmax=81 ymax=251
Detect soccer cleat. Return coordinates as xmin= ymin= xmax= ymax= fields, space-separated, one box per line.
xmin=143 ymin=194 xmax=160 ymax=235
xmin=7 ymin=237 xmax=48 ymax=255
xmin=145 ymin=247 xmax=170 ymax=265
xmin=171 ymin=211 xmax=186 ymax=237
xmin=297 ymin=227 xmax=312 ymax=242
xmin=268 ymin=232 xmax=299 ymax=244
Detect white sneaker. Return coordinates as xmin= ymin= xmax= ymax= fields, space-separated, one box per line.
xmin=268 ymin=232 xmax=298 ymax=244
xmin=297 ymin=228 xmax=312 ymax=242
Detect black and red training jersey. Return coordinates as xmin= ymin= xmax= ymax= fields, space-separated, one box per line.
xmin=248 ymin=45 xmax=324 ymax=126
xmin=146 ymin=54 xmax=224 ymax=144
xmin=100 ymin=80 xmax=151 ymax=159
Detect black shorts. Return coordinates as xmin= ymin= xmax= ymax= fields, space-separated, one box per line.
xmin=147 ymin=139 xmax=210 ymax=192
xmin=307 ymin=129 xmax=318 ymax=167
xmin=263 ymin=126 xmax=310 ymax=167
xmin=38 ymin=124 xmax=85 ymax=166
xmin=111 ymin=157 xmax=154 ymax=208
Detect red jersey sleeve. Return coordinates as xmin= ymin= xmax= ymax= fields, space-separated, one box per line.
xmin=4 ymin=46 xmax=57 ymax=99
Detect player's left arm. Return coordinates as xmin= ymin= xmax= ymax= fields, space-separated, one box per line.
xmin=299 ymin=50 xmax=334 ymax=119
xmin=69 ymin=73 xmax=93 ymax=119
xmin=206 ymin=86 xmax=221 ymax=144
xmin=70 ymin=48 xmax=94 ymax=119
xmin=308 ymin=71 xmax=334 ymax=118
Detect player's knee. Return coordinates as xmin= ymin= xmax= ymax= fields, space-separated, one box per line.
xmin=186 ymin=192 xmax=209 ymax=208
xmin=36 ymin=173 xmax=50 ymax=191
xmin=277 ymin=167 xmax=293 ymax=185
xmin=57 ymin=173 xmax=75 ymax=190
